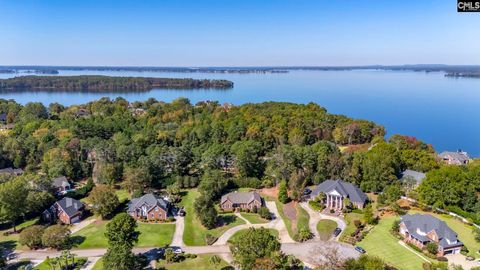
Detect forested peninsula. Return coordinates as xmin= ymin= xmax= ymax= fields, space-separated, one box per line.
xmin=0 ymin=75 xmax=234 ymax=92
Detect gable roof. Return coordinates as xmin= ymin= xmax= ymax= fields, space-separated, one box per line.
xmin=128 ymin=193 xmax=169 ymax=213
xmin=221 ymin=191 xmax=262 ymax=205
xmin=401 ymin=214 xmax=462 ymax=248
xmin=311 ymin=179 xmax=367 ymax=204
xmin=52 ymin=176 xmax=70 ymax=188
xmin=439 ymin=151 xmax=470 ymax=163
xmin=400 ymin=169 xmax=426 ymax=184
xmin=0 ymin=167 xmax=23 ymax=175
xmin=55 ymin=197 xmax=84 ymax=218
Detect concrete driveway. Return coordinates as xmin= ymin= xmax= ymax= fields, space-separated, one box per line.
xmin=299 ymin=202 xmax=346 ymax=240
xmin=171 ymin=216 xmax=185 ymax=246
xmin=445 ymin=253 xmax=479 ymax=270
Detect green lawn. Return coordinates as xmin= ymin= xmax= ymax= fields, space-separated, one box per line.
xmin=180 ymin=189 xmax=245 ymax=246
xmin=72 ymin=218 xmax=175 ymax=249
xmin=274 ymin=201 xmax=310 ymax=241
xmin=157 ymin=254 xmax=230 ymax=270
xmin=92 ymin=258 xmax=103 ymax=270
xmin=228 ymin=228 xmax=279 ymax=243
xmin=115 ymin=189 xmax=131 ymax=203
xmin=340 ymin=212 xmax=363 ymax=243
xmin=358 ymin=216 xmax=429 ymax=270
xmin=240 ymin=212 xmax=268 ymax=224
xmin=0 ymin=218 xmax=39 ymax=251
xmin=317 ymin=219 xmax=337 ymax=241
xmin=409 ymin=209 xmax=480 ymax=258
xmin=34 ymin=257 xmax=87 ymax=270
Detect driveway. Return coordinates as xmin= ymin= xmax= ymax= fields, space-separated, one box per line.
xmin=445 ymin=253 xmax=479 ymax=270
xmin=171 ymin=216 xmax=185 ymax=247
xmin=70 ymin=217 xmax=96 ymax=234
xmin=265 ymin=201 xmax=295 ymax=243
xmin=299 ymin=202 xmax=346 ymax=240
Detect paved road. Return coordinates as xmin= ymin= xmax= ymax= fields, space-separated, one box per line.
xmin=171 ymin=216 xmax=185 ymax=246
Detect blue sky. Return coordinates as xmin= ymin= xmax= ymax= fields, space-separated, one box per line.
xmin=1 ymin=0 xmax=479 ymax=66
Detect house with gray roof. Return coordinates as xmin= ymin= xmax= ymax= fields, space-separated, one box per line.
xmin=399 ymin=169 xmax=426 ymax=187
xmin=220 ymin=191 xmax=263 ymax=211
xmin=52 ymin=176 xmax=72 ymax=195
xmin=0 ymin=167 xmax=24 ymax=176
xmin=399 ymin=214 xmax=463 ymax=255
xmin=439 ymin=150 xmax=470 ymax=165
xmin=43 ymin=197 xmax=85 ymax=224
xmin=127 ymin=193 xmax=170 ymax=221
xmin=310 ymin=179 xmax=368 ymax=210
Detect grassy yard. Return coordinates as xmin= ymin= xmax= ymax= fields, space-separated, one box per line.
xmin=317 ymin=219 xmax=337 ymax=241
xmin=91 ymin=258 xmax=103 ymax=270
xmin=358 ymin=216 xmax=429 ymax=270
xmin=228 ymin=228 xmax=279 ymax=243
xmin=180 ymin=189 xmax=245 ymax=246
xmin=115 ymin=189 xmax=131 ymax=203
xmin=240 ymin=212 xmax=268 ymax=224
xmin=340 ymin=212 xmax=363 ymax=243
xmin=274 ymin=200 xmax=309 ymax=240
xmin=34 ymin=257 xmax=87 ymax=270
xmin=72 ymin=218 xmax=175 ymax=248
xmin=409 ymin=209 xmax=480 ymax=258
xmin=157 ymin=254 xmax=230 ymax=270
xmin=0 ymin=218 xmax=39 ymax=251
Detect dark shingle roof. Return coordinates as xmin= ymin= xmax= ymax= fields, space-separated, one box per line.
xmin=311 ymin=179 xmax=367 ymax=204
xmin=401 ymin=214 xmax=462 ymax=249
xmin=127 ymin=193 xmax=169 ymax=213
xmin=0 ymin=113 xmax=6 ymax=122
xmin=221 ymin=192 xmax=262 ymax=205
xmin=55 ymin=197 xmax=84 ymax=218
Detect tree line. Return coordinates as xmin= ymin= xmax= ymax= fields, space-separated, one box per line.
xmin=0 ymin=75 xmax=234 ymax=92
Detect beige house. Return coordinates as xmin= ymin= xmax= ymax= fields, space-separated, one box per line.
xmin=220 ymin=191 xmax=263 ymax=211
xmin=310 ymin=179 xmax=367 ymax=210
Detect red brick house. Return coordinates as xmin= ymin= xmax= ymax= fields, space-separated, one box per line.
xmin=42 ymin=197 xmax=85 ymax=224
xmin=220 ymin=191 xmax=263 ymax=211
xmin=399 ymin=214 xmax=464 ymax=256
xmin=127 ymin=193 xmax=170 ymax=221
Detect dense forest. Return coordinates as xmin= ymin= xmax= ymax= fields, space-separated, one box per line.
xmin=0 ymin=76 xmax=234 ymax=92
xmin=0 ymin=97 xmax=478 ymax=226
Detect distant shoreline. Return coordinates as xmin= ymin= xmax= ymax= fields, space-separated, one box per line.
xmin=0 ymin=75 xmax=234 ymax=92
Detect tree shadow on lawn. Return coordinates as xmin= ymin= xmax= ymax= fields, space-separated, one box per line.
xmin=67 ymin=235 xmax=86 ymax=249
xmin=217 ymin=215 xmax=237 ymax=227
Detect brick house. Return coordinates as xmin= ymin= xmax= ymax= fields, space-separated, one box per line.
xmin=220 ymin=191 xmax=263 ymax=211
xmin=399 ymin=214 xmax=464 ymax=256
xmin=43 ymin=197 xmax=85 ymax=224
xmin=127 ymin=193 xmax=170 ymax=221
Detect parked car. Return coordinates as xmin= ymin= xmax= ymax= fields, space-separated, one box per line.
xmin=172 ymin=247 xmax=184 ymax=254
xmin=303 ymin=188 xmax=312 ymax=195
xmin=333 ymin=227 xmax=342 ymax=237
xmin=355 ymin=246 xmax=366 ymax=253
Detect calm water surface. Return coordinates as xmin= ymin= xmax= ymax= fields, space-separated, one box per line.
xmin=1 ymin=70 xmax=479 ymax=156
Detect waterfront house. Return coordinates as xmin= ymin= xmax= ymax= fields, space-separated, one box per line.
xmin=439 ymin=150 xmax=470 ymax=165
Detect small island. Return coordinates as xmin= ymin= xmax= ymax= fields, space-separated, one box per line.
xmin=0 ymin=75 xmax=234 ymax=92
xmin=445 ymin=72 xmax=480 ymax=78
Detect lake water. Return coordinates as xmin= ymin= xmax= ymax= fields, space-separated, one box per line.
xmin=1 ymin=69 xmax=479 ymax=156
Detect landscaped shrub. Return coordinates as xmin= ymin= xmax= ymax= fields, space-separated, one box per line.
xmin=258 ymin=207 xmax=271 ymax=220
xmin=353 ymin=220 xmax=363 ymax=228
xmin=205 ymin=233 xmax=218 ymax=245
xmin=425 ymin=243 xmax=438 ymax=255
xmin=294 ymin=227 xmax=313 ymax=242
xmin=329 ymin=209 xmax=335 ymax=214
xmin=308 ymin=200 xmax=324 ymax=211
xmin=19 ymin=225 xmax=45 ymax=249
xmin=436 ymin=256 xmax=448 ymax=262
xmin=461 ymin=245 xmax=469 ymax=255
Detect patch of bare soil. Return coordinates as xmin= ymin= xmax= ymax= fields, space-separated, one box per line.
xmin=256 ymin=186 xmax=279 ymax=199
xmin=283 ymin=201 xmax=298 ymax=231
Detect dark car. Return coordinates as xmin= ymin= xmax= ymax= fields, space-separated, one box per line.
xmin=355 ymin=246 xmax=366 ymax=254
xmin=303 ymin=188 xmax=312 ymax=195
xmin=333 ymin=227 xmax=342 ymax=237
